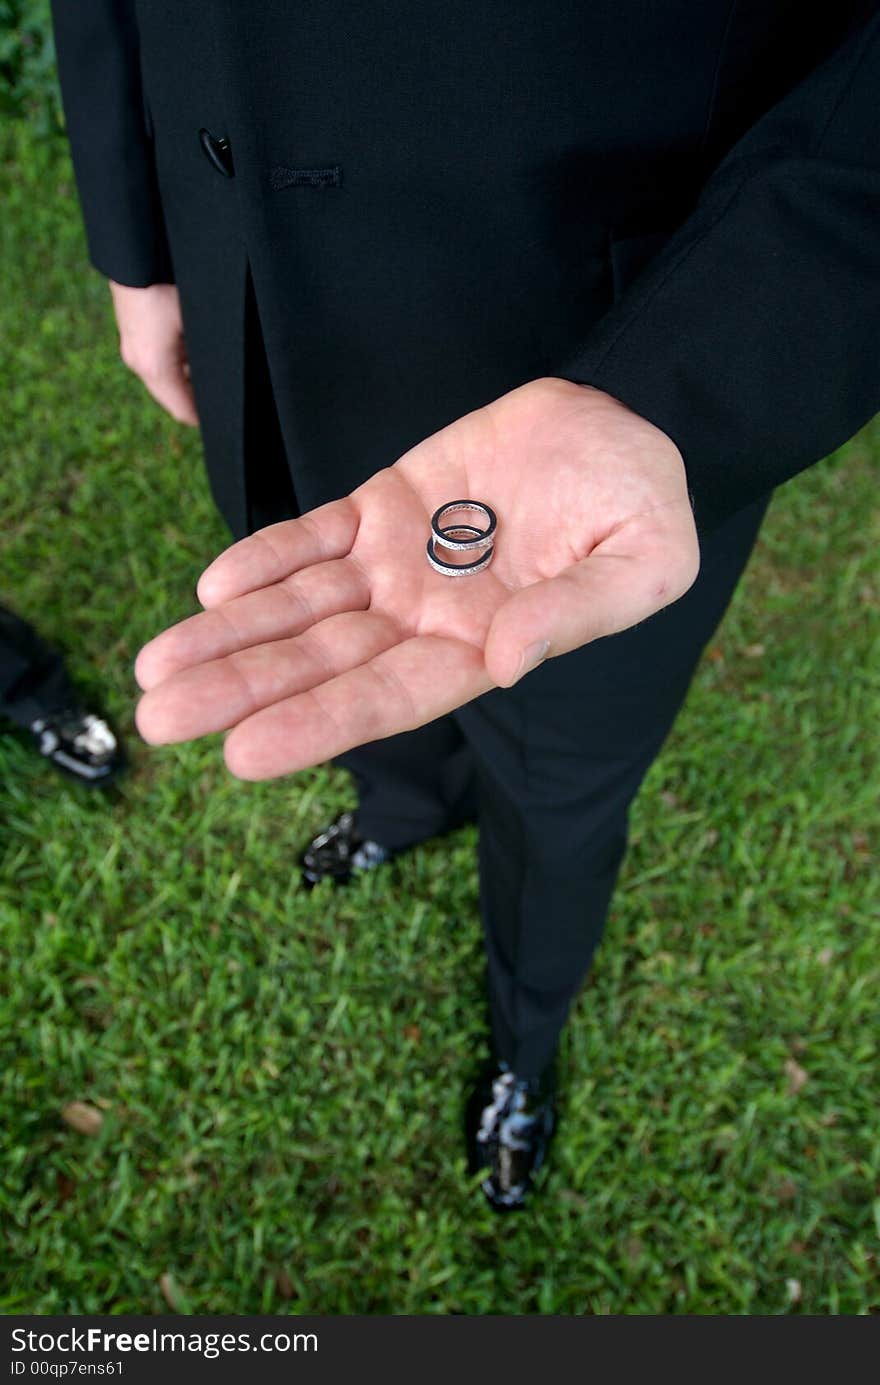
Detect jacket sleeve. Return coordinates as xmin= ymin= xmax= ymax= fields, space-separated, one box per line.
xmin=49 ymin=0 xmax=175 ymax=287
xmin=551 ymin=4 xmax=880 ymax=535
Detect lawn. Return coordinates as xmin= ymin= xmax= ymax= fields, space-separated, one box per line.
xmin=1 ymin=118 xmax=878 ymax=1315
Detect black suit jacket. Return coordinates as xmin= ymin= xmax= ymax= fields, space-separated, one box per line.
xmin=49 ymin=1 xmax=880 ymax=539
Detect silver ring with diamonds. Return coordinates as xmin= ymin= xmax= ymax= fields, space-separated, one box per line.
xmin=430 ymin=500 xmax=496 ymax=552
xmin=426 ymin=524 xmax=495 ymax=576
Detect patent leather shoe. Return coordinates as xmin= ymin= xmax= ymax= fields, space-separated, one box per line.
xmin=299 ymin=809 xmax=394 ymax=887
xmin=464 ymin=1053 xmax=557 ymax=1211
xmin=29 ymin=706 xmax=125 ymax=787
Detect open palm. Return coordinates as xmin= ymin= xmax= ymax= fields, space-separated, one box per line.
xmin=135 ymin=377 xmax=699 ymax=779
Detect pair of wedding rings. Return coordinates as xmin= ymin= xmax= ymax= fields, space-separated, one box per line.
xmin=426 ymin=500 xmax=497 ymax=577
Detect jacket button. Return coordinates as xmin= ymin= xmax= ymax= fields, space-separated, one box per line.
xmin=198 ymin=127 xmax=235 ymax=178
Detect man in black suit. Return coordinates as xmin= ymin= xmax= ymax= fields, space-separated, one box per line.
xmin=50 ymin=1 xmax=880 ymax=1210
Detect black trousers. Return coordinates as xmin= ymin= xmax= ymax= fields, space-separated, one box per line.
xmin=241 ymin=267 xmax=771 ymax=1080
xmin=0 ymin=606 xmax=79 ymax=728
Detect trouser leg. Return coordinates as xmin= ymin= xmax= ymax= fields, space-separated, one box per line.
xmin=238 ymin=268 xmax=480 ymax=849
xmin=0 ymin=605 xmax=79 ymax=728
xmin=334 ymin=717 xmax=480 ymax=851
xmin=452 ymin=492 xmax=773 ymax=1080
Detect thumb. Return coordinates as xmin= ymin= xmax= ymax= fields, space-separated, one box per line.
xmin=484 ymin=525 xmax=699 ymax=687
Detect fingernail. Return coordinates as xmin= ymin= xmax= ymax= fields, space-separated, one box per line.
xmin=515 ymin=639 xmax=550 ymax=682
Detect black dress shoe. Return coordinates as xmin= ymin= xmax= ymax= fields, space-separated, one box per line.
xmin=299 ymin=810 xmax=394 ymax=887
xmin=29 ymin=706 xmax=125 ymax=786
xmin=464 ymin=1053 xmax=557 ymax=1211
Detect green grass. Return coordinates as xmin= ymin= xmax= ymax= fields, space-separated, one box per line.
xmin=1 ymin=119 xmax=878 ymax=1316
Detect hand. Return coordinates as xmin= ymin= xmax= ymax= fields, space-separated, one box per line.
xmin=109 ymin=280 xmax=199 ymax=426
xmin=134 ymin=377 xmax=699 ymax=779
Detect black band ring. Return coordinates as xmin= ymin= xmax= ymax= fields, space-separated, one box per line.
xmin=426 ymin=527 xmax=494 ymax=576
xmin=430 ymin=500 xmax=497 ymax=552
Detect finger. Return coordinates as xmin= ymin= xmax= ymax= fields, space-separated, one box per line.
xmin=222 ymin=635 xmax=493 ymax=780
xmin=134 ymin=555 xmax=370 ymax=690
xmin=145 ymin=368 xmax=200 ymax=426
xmin=197 ymin=496 xmax=361 ymax=607
xmin=135 ymin=609 xmax=401 ymax=743
xmin=483 ymin=510 xmax=700 ymax=686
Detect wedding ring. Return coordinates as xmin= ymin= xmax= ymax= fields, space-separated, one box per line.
xmin=430 ymin=500 xmax=496 ymax=552
xmin=430 ymin=522 xmax=486 ymax=548
xmin=426 ymin=526 xmax=495 ymax=576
